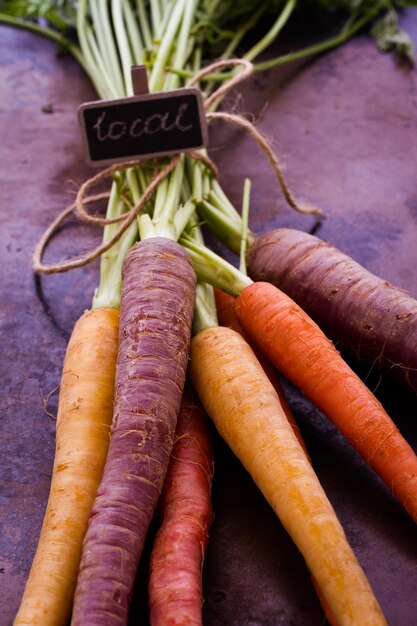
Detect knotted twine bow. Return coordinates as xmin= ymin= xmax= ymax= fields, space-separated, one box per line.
xmin=32 ymin=58 xmax=322 ymax=275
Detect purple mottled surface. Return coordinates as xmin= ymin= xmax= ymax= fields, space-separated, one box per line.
xmin=2 ymin=11 xmax=417 ymax=626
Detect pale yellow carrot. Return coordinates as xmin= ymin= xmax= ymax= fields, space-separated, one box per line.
xmin=14 ymin=307 xmax=119 ymax=626
xmin=190 ymin=325 xmax=386 ymax=626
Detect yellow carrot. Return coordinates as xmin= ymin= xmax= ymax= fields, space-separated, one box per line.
xmin=14 ymin=307 xmax=119 ymax=626
xmin=214 ymin=287 xmax=338 ymax=625
xmin=190 ymin=325 xmax=386 ymax=626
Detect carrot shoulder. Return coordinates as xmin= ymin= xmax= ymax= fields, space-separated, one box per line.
xmin=14 ymin=307 xmax=120 ymax=626
xmin=235 ymin=281 xmax=417 ymax=523
xmin=190 ymin=325 xmax=386 ymax=626
xmin=71 ymin=238 xmax=196 ymax=626
xmin=148 ymin=384 xmax=214 ymax=625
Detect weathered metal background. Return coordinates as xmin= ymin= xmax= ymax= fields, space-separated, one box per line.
xmin=1 ymin=11 xmax=417 ymax=625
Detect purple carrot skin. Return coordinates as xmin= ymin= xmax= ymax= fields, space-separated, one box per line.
xmin=247 ymin=228 xmax=417 ymax=393
xmin=71 ymin=238 xmax=196 ymax=626
xmin=148 ymin=383 xmax=214 ymax=626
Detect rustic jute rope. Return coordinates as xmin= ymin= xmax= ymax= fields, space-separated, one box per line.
xmin=32 ymin=58 xmax=322 ymax=275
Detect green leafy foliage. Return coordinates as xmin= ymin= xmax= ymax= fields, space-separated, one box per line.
xmin=299 ymin=0 xmax=416 ymax=61
xmin=307 ymin=0 xmax=411 ymax=9
xmin=372 ymin=7 xmax=415 ymax=60
xmin=0 ymin=0 xmax=416 ymax=62
xmin=0 ymin=0 xmax=77 ymax=31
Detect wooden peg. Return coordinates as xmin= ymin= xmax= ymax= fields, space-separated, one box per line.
xmin=131 ymin=65 xmax=149 ymax=96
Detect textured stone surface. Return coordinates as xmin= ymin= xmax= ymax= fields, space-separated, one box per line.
xmin=1 ymin=12 xmax=417 ymax=626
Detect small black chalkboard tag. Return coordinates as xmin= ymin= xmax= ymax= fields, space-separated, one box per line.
xmin=78 ymin=86 xmax=208 ymax=167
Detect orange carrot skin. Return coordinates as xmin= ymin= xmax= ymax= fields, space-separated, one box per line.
xmin=14 ymin=307 xmax=120 ymax=626
xmin=214 ymin=288 xmax=307 ymax=456
xmin=247 ymin=228 xmax=417 ymax=393
xmin=148 ymin=384 xmax=214 ymax=626
xmin=190 ymin=326 xmax=386 ymax=626
xmin=235 ymin=281 xmax=417 ymax=523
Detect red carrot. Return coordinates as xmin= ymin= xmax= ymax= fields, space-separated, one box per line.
xmin=234 ymin=281 xmax=417 ymax=523
xmin=148 ymin=384 xmax=214 ymax=626
xmin=71 ymin=237 xmax=196 ymax=626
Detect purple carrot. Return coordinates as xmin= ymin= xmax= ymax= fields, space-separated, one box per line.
xmin=247 ymin=227 xmax=417 ymax=392
xmin=71 ymin=237 xmax=196 ymax=626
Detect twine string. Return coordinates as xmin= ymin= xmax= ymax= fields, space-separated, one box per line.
xmin=74 ymin=150 xmax=218 ymax=227
xmin=207 ymin=111 xmax=322 ymax=217
xmin=185 ymin=58 xmax=254 ymax=110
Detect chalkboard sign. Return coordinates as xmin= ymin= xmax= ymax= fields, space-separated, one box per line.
xmin=78 ymin=88 xmax=208 ymax=167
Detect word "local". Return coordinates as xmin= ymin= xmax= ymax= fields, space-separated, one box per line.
xmin=93 ymin=102 xmax=193 ymax=141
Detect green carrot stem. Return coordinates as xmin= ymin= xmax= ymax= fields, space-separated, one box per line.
xmin=150 ymin=0 xmax=163 ymax=39
xmin=92 ymin=179 xmax=138 ymax=309
xmin=121 ymin=0 xmax=144 ymax=65
xmin=155 ymin=156 xmax=185 ymax=233
xmin=180 ymin=233 xmax=252 ymax=296
xmin=244 ymin=0 xmax=297 ymax=62
xmin=148 ymin=0 xmax=187 ymax=91
xmin=239 ymin=179 xmax=251 ymax=275
xmin=174 ymin=200 xmax=197 ymax=239
xmin=89 ymin=0 xmax=124 ymax=96
xmin=138 ymin=213 xmax=158 ymax=240
xmin=193 ymin=282 xmax=218 ymax=334
xmin=254 ymin=3 xmax=383 ymax=73
xmin=136 ymin=0 xmax=153 ymax=50
xmin=221 ymin=6 xmax=267 ymax=59
xmin=182 ymin=218 xmax=218 ymax=334
xmin=164 ymin=0 xmax=198 ymax=91
xmin=111 ymin=0 xmax=135 ymax=95
xmin=85 ymin=26 xmax=118 ymax=98
xmin=76 ymin=0 xmax=116 ymax=99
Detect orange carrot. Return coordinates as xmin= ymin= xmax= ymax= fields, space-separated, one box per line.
xmin=148 ymin=384 xmax=214 ymax=625
xmin=14 ymin=307 xmax=119 ymax=626
xmin=234 ymin=281 xmax=417 ymax=524
xmin=190 ymin=324 xmax=386 ymax=626
xmin=214 ymin=287 xmax=306 ymax=455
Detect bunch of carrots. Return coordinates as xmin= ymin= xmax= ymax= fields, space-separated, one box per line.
xmin=3 ymin=1 xmax=417 ymax=625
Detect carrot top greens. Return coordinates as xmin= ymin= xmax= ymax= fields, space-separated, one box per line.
xmin=2 ymin=0 xmax=415 ymax=312
xmin=2 ymin=1 xmax=415 ymax=66
xmin=180 ymin=231 xmax=252 ymax=298
xmin=179 ymin=185 xmax=253 ymax=335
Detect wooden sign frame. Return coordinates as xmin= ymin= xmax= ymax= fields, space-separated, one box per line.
xmin=78 ymin=82 xmax=208 ymax=167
